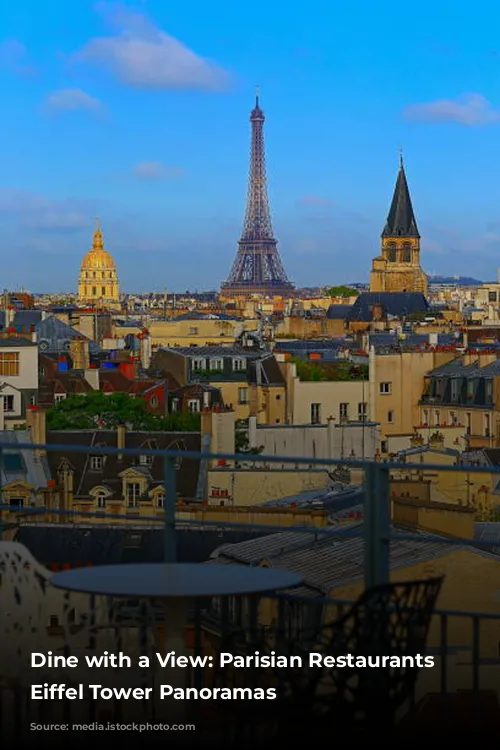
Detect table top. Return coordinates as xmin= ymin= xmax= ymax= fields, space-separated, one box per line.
xmin=50 ymin=563 xmax=303 ymax=599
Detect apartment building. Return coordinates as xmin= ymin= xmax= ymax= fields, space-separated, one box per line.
xmin=0 ymin=337 xmax=38 ymax=428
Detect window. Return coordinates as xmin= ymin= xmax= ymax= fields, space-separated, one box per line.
xmin=339 ymin=403 xmax=349 ymax=421
xmin=381 ymin=440 xmax=388 ymax=453
xmin=486 ymin=380 xmax=493 ymax=403
xmin=139 ymin=454 xmax=153 ymax=466
xmin=387 ymin=243 xmax=396 ymax=262
xmin=2 ymin=395 xmax=14 ymax=412
xmin=449 ymin=411 xmax=458 ymax=426
xmin=311 ymin=403 xmax=321 ymax=424
xmin=434 ymin=410 xmax=440 ymax=426
xmin=210 ymin=358 xmax=223 ymax=371
xmin=358 ymin=402 xmax=367 ymax=421
xmin=92 ymin=287 xmax=97 ymax=296
xmin=484 ymin=414 xmax=491 ymax=438
xmin=101 ymin=286 xmax=106 ymax=296
xmin=150 ymin=394 xmax=158 ymax=408
xmin=54 ymin=393 xmax=66 ymax=403
xmin=90 ymin=456 xmax=103 ymax=470
xmin=422 ymin=409 xmax=429 ymax=425
xmin=188 ymin=399 xmax=200 ymax=413
xmin=189 ymin=327 xmax=199 ymax=335
xmin=233 ymin=358 xmax=246 ymax=371
xmin=9 ymin=497 xmax=24 ymax=509
xmin=238 ymin=387 xmax=248 ymax=404
xmin=127 ymin=483 xmax=140 ymax=508
xmin=157 ymin=492 xmax=165 ymax=508
xmin=489 ymin=291 xmax=497 ymax=302
xmin=451 ymin=380 xmax=459 ymax=401
xmin=466 ymin=412 xmax=471 ymax=435
xmin=379 ymin=382 xmax=391 ymax=394
xmin=96 ymin=492 xmax=107 ymax=509
xmin=171 ymin=398 xmax=179 ymax=412
xmin=0 ymin=352 xmax=19 ymax=376
xmin=388 ymin=410 xmax=394 ymax=423
xmin=30 ymin=395 xmax=36 ymax=406
xmin=192 ymin=358 xmax=206 ymax=370
xmin=402 ymin=242 xmax=411 ymax=262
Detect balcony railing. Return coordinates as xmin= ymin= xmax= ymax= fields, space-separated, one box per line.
xmin=2 ymin=440 xmax=500 ymax=735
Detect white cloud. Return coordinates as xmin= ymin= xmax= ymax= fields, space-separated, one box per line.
xmin=403 ymin=93 xmax=500 ymax=126
xmin=74 ymin=3 xmax=230 ymax=91
xmin=298 ymin=194 xmax=334 ymax=207
xmin=133 ymin=161 xmax=184 ymax=180
xmin=0 ymin=38 xmax=37 ymax=76
xmin=45 ymin=88 xmax=103 ymax=112
xmin=0 ymin=188 xmax=93 ymax=231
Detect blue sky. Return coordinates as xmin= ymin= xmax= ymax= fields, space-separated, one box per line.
xmin=1 ymin=0 xmax=500 ymax=292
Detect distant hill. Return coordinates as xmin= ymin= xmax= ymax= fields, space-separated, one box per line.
xmin=428 ymin=275 xmax=483 ymax=286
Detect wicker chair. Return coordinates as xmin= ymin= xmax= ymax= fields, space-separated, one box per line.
xmin=209 ymin=577 xmax=443 ymax=745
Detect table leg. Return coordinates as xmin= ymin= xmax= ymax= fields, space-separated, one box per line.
xmin=156 ymin=598 xmax=191 ymax=722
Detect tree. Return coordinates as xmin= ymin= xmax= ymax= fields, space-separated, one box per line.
xmin=325 ymin=285 xmax=359 ymax=298
xmin=46 ymin=391 xmax=201 ymax=431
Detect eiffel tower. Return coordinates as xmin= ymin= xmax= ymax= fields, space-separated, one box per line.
xmin=221 ymin=92 xmax=294 ymax=296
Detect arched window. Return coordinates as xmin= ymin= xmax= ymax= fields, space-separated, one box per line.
xmin=402 ymin=242 xmax=411 ymax=262
xmin=96 ymin=491 xmax=107 ymax=509
xmin=387 ymin=242 xmax=396 ymax=262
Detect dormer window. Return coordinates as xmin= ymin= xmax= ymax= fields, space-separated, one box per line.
xmin=90 ymin=456 xmax=104 ymax=470
xmin=233 ymin=358 xmax=246 ymax=371
xmin=210 ymin=358 xmax=223 ymax=371
xmin=192 ymin=358 xmax=206 ymax=370
xmin=157 ymin=492 xmax=165 ymax=508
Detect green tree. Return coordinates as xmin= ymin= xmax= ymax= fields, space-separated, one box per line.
xmin=325 ymin=285 xmax=359 ymax=298
xmin=46 ymin=391 xmax=201 ymax=431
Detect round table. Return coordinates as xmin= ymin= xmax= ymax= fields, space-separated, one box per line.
xmin=50 ymin=563 xmax=303 ymax=720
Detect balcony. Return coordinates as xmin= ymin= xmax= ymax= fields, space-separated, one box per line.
xmin=1 ymin=441 xmax=500 ymax=742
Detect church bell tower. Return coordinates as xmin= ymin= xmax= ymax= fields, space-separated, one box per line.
xmin=369 ymin=156 xmax=427 ymax=294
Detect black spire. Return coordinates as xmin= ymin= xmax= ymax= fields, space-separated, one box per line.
xmin=381 ymin=156 xmax=420 ymax=238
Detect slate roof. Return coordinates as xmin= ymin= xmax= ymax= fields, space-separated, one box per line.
xmin=210 ymin=526 xmax=498 ymax=595
xmin=14 ymin=525 xmax=272 ymax=566
xmin=167 ymin=345 xmax=260 ymax=358
xmin=326 ymin=305 xmax=352 ymax=320
xmin=274 ymin=339 xmax=345 ymax=351
xmin=348 ymin=292 xmax=429 ymax=322
xmin=36 ymin=315 xmax=100 ymax=355
xmin=0 ymin=430 xmax=51 ymax=488
xmin=0 ymin=310 xmax=42 ymax=330
xmin=427 ymin=358 xmax=477 ymax=377
xmin=381 ymin=160 xmax=420 ymax=238
xmin=0 ymin=337 xmax=36 ymax=347
xmin=46 ymin=429 xmax=202 ymax=500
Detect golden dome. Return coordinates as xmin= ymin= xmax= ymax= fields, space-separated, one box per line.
xmin=80 ymin=221 xmax=117 ymax=271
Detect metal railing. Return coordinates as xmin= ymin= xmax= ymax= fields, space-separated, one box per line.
xmin=2 ymin=439 xmax=500 ymax=704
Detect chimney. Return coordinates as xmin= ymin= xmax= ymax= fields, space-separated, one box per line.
xmin=140 ymin=331 xmax=152 ymax=369
xmin=69 ymin=337 xmax=90 ymax=370
xmin=410 ymin=433 xmax=424 ymax=447
xmin=478 ymin=350 xmax=497 ymax=368
xmin=26 ymin=406 xmax=47 ymax=455
xmin=84 ymin=367 xmax=100 ymax=390
xmin=428 ymin=431 xmax=445 ymax=451
xmin=462 ymin=350 xmax=479 ymax=367
xmin=117 ymin=424 xmax=126 ymax=460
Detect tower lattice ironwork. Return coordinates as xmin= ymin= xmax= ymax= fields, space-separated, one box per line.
xmin=221 ymin=93 xmax=294 ymax=296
